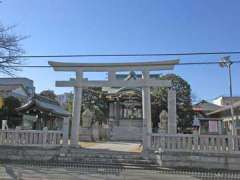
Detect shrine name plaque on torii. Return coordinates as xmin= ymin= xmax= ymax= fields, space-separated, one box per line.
xmin=49 ymin=60 xmax=179 ymax=150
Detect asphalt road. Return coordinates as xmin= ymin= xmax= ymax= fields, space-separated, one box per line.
xmin=1 ymin=167 xmax=199 ymax=180
xmin=1 ymin=165 xmax=238 ymax=180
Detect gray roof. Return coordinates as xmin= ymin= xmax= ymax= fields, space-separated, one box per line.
xmin=213 ymin=96 xmax=240 ymax=101
xmin=207 ymin=101 xmax=240 ymax=116
xmin=193 ymin=100 xmax=221 ymax=112
xmin=16 ymin=95 xmax=71 ymax=117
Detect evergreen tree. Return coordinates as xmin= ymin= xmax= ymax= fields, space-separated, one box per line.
xmin=152 ymin=74 xmax=193 ymax=133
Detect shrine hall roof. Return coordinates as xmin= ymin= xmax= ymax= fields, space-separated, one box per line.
xmin=16 ymin=94 xmax=71 ymax=117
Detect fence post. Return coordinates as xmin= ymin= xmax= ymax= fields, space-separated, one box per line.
xmin=193 ymin=132 xmax=199 ymax=151
xmin=43 ymin=127 xmax=48 ymax=145
xmin=63 ymin=117 xmax=70 ymax=146
xmin=228 ymin=134 xmax=234 ymax=152
xmin=15 ymin=126 xmax=21 ymax=145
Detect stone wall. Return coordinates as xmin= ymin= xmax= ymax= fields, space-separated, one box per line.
xmin=155 ymin=151 xmax=240 ymax=170
xmin=1 ymin=145 xmax=240 ymax=170
xmin=0 ymin=146 xmax=61 ymax=161
xmin=110 ymin=127 xmax=142 ymax=141
xmin=119 ymin=119 xmax=142 ymax=127
xmin=79 ymin=126 xmax=142 ymax=141
xmin=79 ymin=127 xmax=109 ymax=141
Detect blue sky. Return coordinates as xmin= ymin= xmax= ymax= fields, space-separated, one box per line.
xmin=0 ymin=0 xmax=240 ymax=101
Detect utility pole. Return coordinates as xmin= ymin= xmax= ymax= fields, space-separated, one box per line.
xmin=219 ymin=56 xmax=235 ymax=135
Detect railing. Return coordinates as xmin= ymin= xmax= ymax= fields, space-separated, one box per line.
xmin=151 ymin=133 xmax=240 ymax=153
xmin=0 ymin=129 xmax=62 ymax=146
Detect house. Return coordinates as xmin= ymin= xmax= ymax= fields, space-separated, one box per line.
xmin=207 ymin=100 xmax=240 ymax=135
xmin=193 ymin=100 xmax=223 ymax=135
xmin=212 ymin=96 xmax=240 ymax=106
xmin=0 ymin=84 xmax=29 ymax=102
xmin=0 ymin=78 xmax=35 ymax=102
xmin=193 ymin=100 xmax=221 ymax=117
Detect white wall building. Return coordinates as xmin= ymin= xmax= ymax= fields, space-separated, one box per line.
xmin=212 ymin=96 xmax=240 ymax=106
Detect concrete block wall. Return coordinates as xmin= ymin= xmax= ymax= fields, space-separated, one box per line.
xmin=1 ymin=145 xmax=240 ymax=171
xmin=119 ymin=119 xmax=142 ymax=127
xmin=155 ymin=151 xmax=240 ymax=170
xmin=0 ymin=146 xmax=60 ymax=161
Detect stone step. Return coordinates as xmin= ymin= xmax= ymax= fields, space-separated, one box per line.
xmin=64 ymin=149 xmax=144 ymax=159
xmin=68 ymin=151 xmax=142 ymax=157
xmin=10 ymin=160 xmax=161 ymax=170
xmin=68 ymin=147 xmax=140 ymax=152
xmin=55 ymin=157 xmax=155 ymax=165
xmin=53 ymin=150 xmax=159 ymax=169
xmin=63 ymin=155 xmax=145 ymax=160
xmin=64 ymin=154 xmax=145 ymax=160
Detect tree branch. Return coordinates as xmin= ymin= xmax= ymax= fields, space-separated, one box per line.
xmin=0 ymin=23 xmax=25 ymax=75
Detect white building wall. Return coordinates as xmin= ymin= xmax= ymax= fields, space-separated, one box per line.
xmin=212 ymin=97 xmax=223 ymax=106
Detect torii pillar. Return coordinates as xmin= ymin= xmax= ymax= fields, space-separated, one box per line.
xmin=168 ymin=89 xmax=177 ymax=134
xmin=70 ymin=71 xmax=83 ymax=146
xmin=142 ymin=70 xmax=152 ymax=150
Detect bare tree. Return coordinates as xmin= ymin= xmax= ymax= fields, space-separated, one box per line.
xmin=0 ymin=24 xmax=25 ymax=75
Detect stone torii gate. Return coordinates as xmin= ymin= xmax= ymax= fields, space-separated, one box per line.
xmin=49 ymin=60 xmax=179 ymax=150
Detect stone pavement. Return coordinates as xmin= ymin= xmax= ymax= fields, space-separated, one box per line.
xmin=80 ymin=141 xmax=142 ymax=152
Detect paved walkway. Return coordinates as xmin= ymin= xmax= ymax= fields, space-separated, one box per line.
xmin=80 ymin=141 xmax=143 ymax=152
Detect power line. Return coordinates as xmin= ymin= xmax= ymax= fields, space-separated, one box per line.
xmin=1 ymin=51 xmax=240 ymax=58
xmin=179 ymin=61 xmax=240 ymax=65
xmin=4 ymin=60 xmax=240 ymax=68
